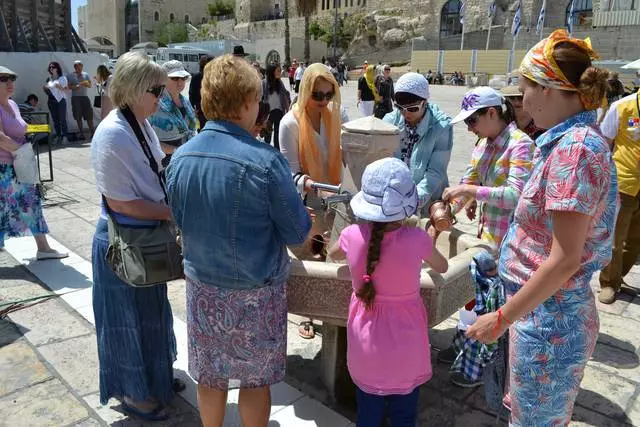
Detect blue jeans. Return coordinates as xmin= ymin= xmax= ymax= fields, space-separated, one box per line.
xmin=48 ymin=98 xmax=68 ymax=139
xmin=356 ymin=386 xmax=420 ymax=427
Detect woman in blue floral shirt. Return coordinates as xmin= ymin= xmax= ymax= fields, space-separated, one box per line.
xmin=150 ymin=60 xmax=196 ymax=167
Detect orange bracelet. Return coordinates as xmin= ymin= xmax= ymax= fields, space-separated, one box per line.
xmin=498 ymin=308 xmax=512 ymax=326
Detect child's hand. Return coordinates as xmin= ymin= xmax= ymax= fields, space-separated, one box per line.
xmin=465 ymin=200 xmax=477 ymax=221
xmin=426 ymin=224 xmax=439 ymax=242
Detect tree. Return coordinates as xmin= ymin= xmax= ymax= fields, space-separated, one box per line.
xmin=295 ymin=0 xmax=317 ymax=64
xmin=284 ymin=0 xmax=291 ymax=67
xmin=208 ymin=0 xmax=235 ymax=17
xmin=152 ymin=22 xmax=188 ymax=45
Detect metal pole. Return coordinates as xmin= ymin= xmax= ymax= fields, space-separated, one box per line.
xmin=486 ymin=12 xmax=494 ymax=51
xmin=332 ymin=0 xmax=338 ymax=60
xmin=539 ymin=4 xmax=546 ymax=40
xmin=460 ymin=22 xmax=465 ymax=50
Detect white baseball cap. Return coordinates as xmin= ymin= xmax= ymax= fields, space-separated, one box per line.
xmin=74 ymin=60 xmax=83 ymax=65
xmin=162 ymin=60 xmax=191 ymax=78
xmin=350 ymin=158 xmax=418 ymax=223
xmin=451 ymin=87 xmax=505 ymax=124
xmin=395 ymin=72 xmax=430 ymax=100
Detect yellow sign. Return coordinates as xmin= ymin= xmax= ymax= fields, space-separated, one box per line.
xmin=26 ymin=124 xmax=51 ymax=134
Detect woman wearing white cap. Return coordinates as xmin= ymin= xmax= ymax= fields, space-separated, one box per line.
xmin=436 ymin=86 xmax=535 ymax=389
xmin=383 ymin=72 xmax=453 ymax=213
xmin=150 ymin=60 xmax=196 ymax=167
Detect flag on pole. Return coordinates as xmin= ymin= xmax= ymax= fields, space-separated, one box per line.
xmin=568 ymin=0 xmax=576 ymax=35
xmin=511 ymin=0 xmax=522 ymax=36
xmin=488 ymin=1 xmax=496 ymax=18
xmin=536 ymin=0 xmax=546 ymax=35
xmin=460 ymin=1 xmax=465 ymax=24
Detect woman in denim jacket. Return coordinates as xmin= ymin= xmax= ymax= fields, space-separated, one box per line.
xmin=383 ymin=72 xmax=453 ymax=215
xmin=166 ymin=55 xmax=312 ymax=427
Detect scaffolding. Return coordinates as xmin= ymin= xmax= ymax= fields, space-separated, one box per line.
xmin=0 ymin=0 xmax=86 ymax=52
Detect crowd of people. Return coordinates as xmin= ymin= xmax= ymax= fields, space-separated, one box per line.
xmin=1 ymin=27 xmax=638 ymax=427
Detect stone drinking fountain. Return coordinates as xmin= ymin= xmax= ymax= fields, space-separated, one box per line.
xmin=286 ymin=116 xmax=491 ymax=403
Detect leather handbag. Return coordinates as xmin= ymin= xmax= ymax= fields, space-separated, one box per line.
xmin=103 ymin=106 xmax=183 ymax=287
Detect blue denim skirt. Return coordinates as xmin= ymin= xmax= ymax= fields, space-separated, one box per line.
xmin=92 ymin=218 xmax=177 ymax=405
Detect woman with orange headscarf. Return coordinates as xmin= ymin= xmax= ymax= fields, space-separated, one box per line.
xmin=467 ymin=30 xmax=618 ymax=425
xmin=279 ymin=63 xmax=348 ymax=338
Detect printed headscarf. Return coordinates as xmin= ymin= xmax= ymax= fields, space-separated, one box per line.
xmin=364 ymin=65 xmax=382 ymax=103
xmin=519 ymin=29 xmax=602 ymax=109
xmin=292 ymin=63 xmax=343 ymax=185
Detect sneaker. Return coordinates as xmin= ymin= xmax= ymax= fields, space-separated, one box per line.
xmin=437 ymin=346 xmax=458 ymax=365
xmin=36 ymin=250 xmax=69 ymax=260
xmin=598 ymin=287 xmax=617 ymax=304
xmin=450 ymin=372 xmax=483 ymax=388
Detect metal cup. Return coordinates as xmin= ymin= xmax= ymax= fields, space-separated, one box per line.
xmin=429 ymin=200 xmax=454 ymax=232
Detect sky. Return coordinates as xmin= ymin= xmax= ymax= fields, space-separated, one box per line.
xmin=71 ymin=0 xmax=87 ymax=28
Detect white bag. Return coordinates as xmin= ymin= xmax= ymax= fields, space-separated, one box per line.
xmin=12 ymin=143 xmax=39 ymax=185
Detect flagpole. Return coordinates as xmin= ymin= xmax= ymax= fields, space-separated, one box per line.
xmin=486 ymin=10 xmax=494 ymax=50
xmin=460 ymin=21 xmax=465 ymax=50
xmin=460 ymin=1 xmax=465 ymax=50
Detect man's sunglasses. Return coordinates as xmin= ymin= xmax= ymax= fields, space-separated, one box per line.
xmin=147 ymin=85 xmax=166 ymax=98
xmin=170 ymin=76 xmax=189 ymax=82
xmin=311 ymin=91 xmax=335 ymax=102
xmin=0 ymin=75 xmax=17 ymax=83
xmin=394 ymin=101 xmax=424 ymax=113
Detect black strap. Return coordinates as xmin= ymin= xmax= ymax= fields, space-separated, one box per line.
xmin=119 ymin=106 xmax=168 ymax=201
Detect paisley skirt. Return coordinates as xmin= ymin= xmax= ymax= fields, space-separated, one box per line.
xmin=186 ymin=276 xmax=288 ymax=390
xmin=0 ymin=163 xmax=48 ymax=247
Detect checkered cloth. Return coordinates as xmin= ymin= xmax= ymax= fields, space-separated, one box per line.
xmin=450 ymin=252 xmax=506 ymax=381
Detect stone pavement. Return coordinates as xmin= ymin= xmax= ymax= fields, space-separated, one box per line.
xmin=0 ymin=83 xmax=639 ymax=426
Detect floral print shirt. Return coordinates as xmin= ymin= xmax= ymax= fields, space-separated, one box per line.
xmin=149 ymin=92 xmax=197 ymax=146
xmin=453 ymin=123 xmax=535 ymax=247
xmin=498 ymin=110 xmax=619 ymax=289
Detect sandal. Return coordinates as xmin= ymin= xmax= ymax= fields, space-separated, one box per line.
xmin=298 ymin=321 xmax=316 ymax=339
xmin=172 ymin=378 xmax=186 ymax=393
xmin=121 ymin=402 xmax=169 ymax=422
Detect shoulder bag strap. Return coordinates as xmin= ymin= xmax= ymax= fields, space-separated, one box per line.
xmin=119 ymin=106 xmax=168 ymax=201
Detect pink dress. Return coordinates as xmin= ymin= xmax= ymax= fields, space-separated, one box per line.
xmin=339 ymin=224 xmax=433 ymax=396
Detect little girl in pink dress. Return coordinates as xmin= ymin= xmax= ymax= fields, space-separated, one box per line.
xmin=329 ymin=157 xmax=448 ymax=426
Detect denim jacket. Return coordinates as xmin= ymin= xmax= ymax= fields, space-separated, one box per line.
xmin=383 ymin=102 xmax=453 ymax=212
xmin=166 ymin=120 xmax=312 ymax=290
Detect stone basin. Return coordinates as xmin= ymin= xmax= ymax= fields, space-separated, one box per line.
xmin=286 ymin=222 xmax=492 ymax=328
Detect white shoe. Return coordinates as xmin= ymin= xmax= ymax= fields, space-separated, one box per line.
xmin=37 ymin=250 xmax=69 ymax=260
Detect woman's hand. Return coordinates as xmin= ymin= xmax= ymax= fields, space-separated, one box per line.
xmin=466 ymin=311 xmax=508 ymax=344
xmin=303 ymin=177 xmax=316 ymax=193
xmin=442 ymin=184 xmax=477 ymax=202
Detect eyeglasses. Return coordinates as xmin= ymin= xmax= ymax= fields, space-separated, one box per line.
xmin=147 ymin=85 xmax=165 ymax=98
xmin=384 ymin=68 xmax=391 ymax=72
xmin=311 ymin=91 xmax=335 ymax=102
xmin=394 ymin=101 xmax=424 ymax=113
xmin=169 ymin=76 xmax=189 ymax=82
xmin=0 ymin=75 xmax=17 ymax=83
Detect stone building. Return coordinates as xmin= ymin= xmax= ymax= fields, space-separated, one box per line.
xmin=232 ymin=0 xmax=640 ymax=63
xmin=79 ymin=0 xmax=211 ymax=57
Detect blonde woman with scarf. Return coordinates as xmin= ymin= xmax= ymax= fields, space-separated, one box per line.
xmin=357 ymin=65 xmax=381 ymax=117
xmin=279 ymin=63 xmax=349 ymax=338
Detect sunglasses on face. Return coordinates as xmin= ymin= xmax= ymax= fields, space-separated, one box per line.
xmin=394 ymin=101 xmax=424 ymax=113
xmin=311 ymin=91 xmax=335 ymax=102
xmin=464 ymin=113 xmax=481 ymax=127
xmin=0 ymin=75 xmax=17 ymax=83
xmin=147 ymin=85 xmax=166 ymax=98
xmin=169 ymin=76 xmax=189 ymax=82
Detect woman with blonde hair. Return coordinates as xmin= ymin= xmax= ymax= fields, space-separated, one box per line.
xmin=91 ymin=52 xmax=177 ymax=421
xmin=467 ymin=30 xmax=618 ymax=425
xmin=279 ymin=62 xmax=349 ymax=339
xmin=166 ymin=55 xmax=311 ymax=427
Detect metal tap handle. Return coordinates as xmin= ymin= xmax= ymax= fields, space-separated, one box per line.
xmin=310 ymin=182 xmax=341 ymax=194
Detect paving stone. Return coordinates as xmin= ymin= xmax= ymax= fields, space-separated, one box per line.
xmin=0 ymin=340 xmax=51 ymax=397
xmin=620 ymin=296 xmax=640 ymax=320
xmin=46 ymin=218 xmax=96 ymax=254
xmin=622 ymin=394 xmax=640 ymax=426
xmin=422 ymin=352 xmax=477 ymax=403
xmin=571 ymin=404 xmax=633 ymax=426
xmin=167 ymin=279 xmax=187 ymax=322
xmin=597 ymin=311 xmax=640 ymax=353
xmin=70 ymin=418 xmax=102 ymax=427
xmin=589 ymin=342 xmax=640 ymax=384
xmin=0 ymin=284 xmax=55 ymax=309
xmin=38 ymin=334 xmax=99 ymax=396
xmin=576 ymin=365 xmax=637 ymax=422
xmin=416 ymin=392 xmax=497 ymax=427
xmin=8 ymin=299 xmax=92 ymax=347
xmin=0 ymin=378 xmax=88 ymax=426
xmin=42 ymin=206 xmax=77 ymax=222
xmin=0 ymin=318 xmax=23 ymax=347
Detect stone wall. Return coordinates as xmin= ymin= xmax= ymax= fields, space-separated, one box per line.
xmin=139 ymin=0 xmax=211 ymax=44
xmin=82 ymin=0 xmax=125 ymax=56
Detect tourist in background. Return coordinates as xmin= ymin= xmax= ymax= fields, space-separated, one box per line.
xmin=67 ymin=60 xmax=94 ymax=140
xmin=166 ymin=54 xmax=311 ymax=427
xmin=94 ymin=65 xmax=113 ymax=120
xmin=262 ymin=62 xmax=291 ymax=149
xmin=189 ymin=54 xmax=214 ymax=130
xmin=288 ymin=59 xmax=298 ymax=89
xmin=43 ymin=61 xmax=70 ymax=145
xmin=91 ymin=52 xmax=178 ymax=421
xmin=383 ymin=72 xmax=453 ymax=213
xmin=374 ymin=65 xmax=394 ymax=119
xmin=500 ymin=85 xmax=545 ymax=139
xmin=467 ymin=30 xmax=618 ymax=426
xmin=0 ymin=66 xmax=68 ymax=260
xmin=294 ymin=62 xmax=306 ymax=93
xmin=357 ymin=64 xmax=379 ymax=117
xmin=150 ymin=60 xmax=196 ymax=168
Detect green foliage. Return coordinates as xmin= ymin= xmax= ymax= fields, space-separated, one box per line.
xmin=309 ymin=20 xmax=327 ymax=40
xmin=152 ymin=22 xmax=189 ymax=45
xmin=208 ymin=0 xmax=235 ymax=17
xmin=296 ymin=0 xmax=317 ymax=18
